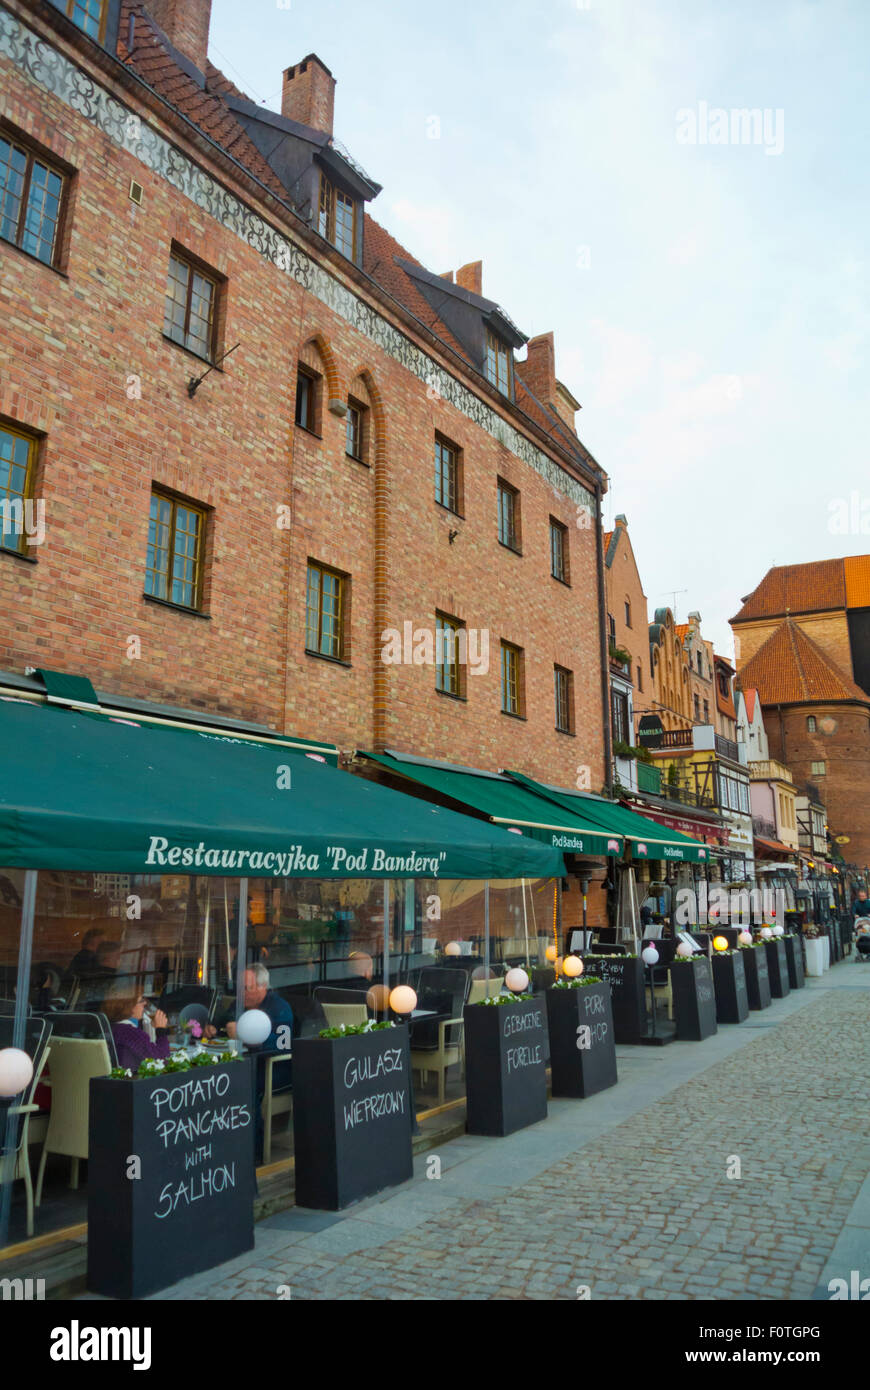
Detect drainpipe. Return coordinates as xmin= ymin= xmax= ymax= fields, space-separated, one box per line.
xmin=594 ymin=478 xmax=613 ymax=794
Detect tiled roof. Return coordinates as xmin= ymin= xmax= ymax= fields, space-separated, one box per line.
xmin=119 ymin=2 xmax=289 ymax=201
xmin=114 ymin=5 xmax=594 ymax=477
xmin=674 ymin=623 xmax=689 ymax=640
xmin=603 ymin=530 xmax=613 ymax=550
xmin=844 ymin=555 xmax=870 ymax=609
xmin=743 ymin=687 xmax=758 ymax=723
xmin=736 ymin=618 xmax=869 ymax=705
xmin=732 ymin=560 xmax=847 ymax=622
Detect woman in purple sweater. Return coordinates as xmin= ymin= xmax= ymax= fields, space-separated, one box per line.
xmin=104 ymin=994 xmax=171 ymax=1071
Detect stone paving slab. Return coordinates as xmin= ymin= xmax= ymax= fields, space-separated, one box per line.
xmin=86 ymin=965 xmax=869 ymax=1302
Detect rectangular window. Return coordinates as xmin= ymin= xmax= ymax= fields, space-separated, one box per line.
xmin=554 ymin=665 xmax=574 ymax=733
xmin=295 ymin=367 xmax=319 ymax=432
xmin=145 ymin=490 xmax=205 ymax=610
xmin=0 ymin=422 xmax=37 ymax=555
xmin=434 ymin=436 xmax=461 ymax=514
xmin=608 ymin=613 xmax=616 ymax=641
xmin=0 ymin=133 xmax=66 ymax=268
xmin=346 ymin=399 xmax=367 ymax=462
xmin=498 ymin=480 xmax=520 ymax=551
xmin=485 ymin=329 xmax=512 ymax=396
xmin=624 ymin=601 xmax=631 ymax=627
xmin=318 ymin=174 xmax=356 ymax=259
xmin=703 ymin=699 xmax=709 ymax=723
xmin=501 ymin=641 xmax=523 ymax=716
xmin=637 ymin=662 xmax=643 ymax=692
xmin=436 ymin=613 xmax=465 ymax=697
xmin=164 ymin=250 xmax=218 ymax=361
xmin=811 ymin=761 xmax=826 ymax=777
xmin=66 ymin=0 xmax=106 ymax=39
xmin=611 ymin=688 xmax=629 ymax=745
xmin=306 ymin=562 xmax=346 ymax=660
xmin=550 ymin=518 xmax=568 ymax=583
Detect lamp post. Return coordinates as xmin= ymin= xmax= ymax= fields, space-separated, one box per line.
xmin=641 ymin=944 xmax=660 ymax=1039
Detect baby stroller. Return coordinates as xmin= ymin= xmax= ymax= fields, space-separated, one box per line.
xmin=854 ymin=918 xmax=870 ymax=963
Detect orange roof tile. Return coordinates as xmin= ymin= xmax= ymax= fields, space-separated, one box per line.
xmin=744 ymin=688 xmax=757 ymax=723
xmin=844 ymin=555 xmax=870 ymax=609
xmin=674 ymin=623 xmax=689 ymax=640
xmin=736 ymin=618 xmax=869 ymax=705
xmin=732 ymin=560 xmax=847 ymax=622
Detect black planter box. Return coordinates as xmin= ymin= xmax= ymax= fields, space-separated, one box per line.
xmin=464 ymin=997 xmax=548 ymax=1136
xmin=782 ymin=933 xmax=806 ymax=988
xmin=292 ymin=1027 xmax=413 ymax=1210
xmin=741 ymin=946 xmax=772 ymax=1010
xmin=545 ymin=981 xmax=618 ymax=1098
xmin=581 ymin=955 xmax=647 ymax=1044
xmin=764 ymin=938 xmax=791 ymax=998
xmin=669 ymin=958 xmax=718 ymax=1041
xmin=712 ymin=950 xmax=749 ymax=1024
xmin=87 ymin=1058 xmax=255 ymax=1299
xmin=827 ymin=921 xmax=840 ymax=963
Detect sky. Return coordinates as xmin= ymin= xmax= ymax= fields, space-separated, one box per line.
xmin=210 ymin=0 xmax=869 ymax=660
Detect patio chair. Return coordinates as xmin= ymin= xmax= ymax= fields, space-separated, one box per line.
xmin=321 ymin=1002 xmax=369 ymax=1029
xmin=35 ymin=1035 xmax=112 ymax=1204
xmin=410 ymin=1016 xmax=464 ymax=1107
xmin=261 ymin=1053 xmax=294 ymax=1165
xmin=467 ymin=978 xmax=503 ymax=1005
xmin=0 ymin=1041 xmax=52 ymax=1237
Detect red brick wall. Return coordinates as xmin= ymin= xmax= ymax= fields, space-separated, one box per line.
xmin=147 ymin=0 xmax=212 ymax=73
xmin=0 ymin=23 xmax=605 ymax=800
xmin=764 ymin=703 xmax=870 ymax=867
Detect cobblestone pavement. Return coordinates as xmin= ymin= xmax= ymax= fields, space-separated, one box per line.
xmin=129 ymin=965 xmax=870 ymax=1301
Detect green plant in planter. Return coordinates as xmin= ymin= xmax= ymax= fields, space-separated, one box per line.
xmin=671 ymin=954 xmax=706 ymax=963
xmin=552 ymin=975 xmax=603 ymax=989
xmin=108 ymin=1050 xmax=238 ymax=1080
xmin=318 ymin=1020 xmax=395 ymax=1039
xmin=476 ymin=992 xmax=534 ymax=1006
xmin=584 ymin=952 xmax=638 ymax=961
xmin=609 ymin=642 xmax=631 ymax=666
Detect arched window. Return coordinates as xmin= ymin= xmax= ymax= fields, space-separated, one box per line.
xmin=807 ymin=715 xmax=817 ymax=733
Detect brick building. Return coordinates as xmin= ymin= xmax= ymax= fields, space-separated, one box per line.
xmin=732 ymin=561 xmax=870 ymax=870
xmin=0 ymin=0 xmax=613 ymax=917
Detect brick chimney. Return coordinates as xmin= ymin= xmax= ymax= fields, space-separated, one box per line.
xmin=147 ymin=0 xmax=212 ymax=75
xmin=282 ymin=55 xmax=335 ymax=136
xmin=520 ymin=331 xmax=557 ymax=404
xmin=455 ymin=261 xmax=482 ymax=296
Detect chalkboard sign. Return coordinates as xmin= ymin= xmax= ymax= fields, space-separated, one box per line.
xmin=546 ymin=982 xmax=618 ymax=1098
xmin=764 ymin=939 xmax=791 ymax=998
xmin=87 ymin=1059 xmax=255 ymax=1299
xmin=464 ymin=998 xmax=548 ymax=1136
xmin=742 ymin=947 xmax=771 ymax=1010
xmin=712 ymin=950 xmax=749 ymax=1024
xmin=782 ymin=934 xmax=805 ymax=989
xmin=581 ymin=955 xmax=648 ymax=1044
xmin=293 ymin=1027 xmax=413 ymax=1210
xmin=669 ymin=959 xmax=718 ymax=1041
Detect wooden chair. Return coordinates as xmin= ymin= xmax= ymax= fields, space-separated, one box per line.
xmin=35 ymin=1036 xmax=111 ymax=1204
xmin=467 ymin=978 xmax=502 ymax=1005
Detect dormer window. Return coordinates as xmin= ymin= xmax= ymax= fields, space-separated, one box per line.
xmin=63 ymin=0 xmax=106 ymax=40
xmin=318 ymin=173 xmax=355 ymax=259
xmin=485 ymin=328 xmax=512 ymax=396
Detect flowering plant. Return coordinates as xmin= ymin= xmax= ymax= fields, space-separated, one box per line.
xmin=318 ymin=1020 xmax=395 ymax=1039
xmin=552 ymin=975 xmax=602 ymax=989
xmin=477 ymin=991 xmax=534 ymax=1005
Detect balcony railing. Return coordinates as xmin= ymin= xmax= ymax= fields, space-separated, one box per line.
xmin=661 ymin=728 xmax=692 ymax=748
xmin=660 ymin=781 xmax=716 ymax=810
xmin=748 ymin=759 xmax=793 ymax=784
xmin=714 ymin=733 xmax=739 ymax=762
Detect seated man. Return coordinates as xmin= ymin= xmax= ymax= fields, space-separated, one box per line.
xmin=207 ymin=964 xmax=293 ymax=1163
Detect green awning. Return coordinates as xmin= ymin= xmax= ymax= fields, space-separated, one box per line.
xmin=0 ymin=700 xmax=563 ymax=880
xmin=502 ymin=770 xmax=711 ymax=864
xmin=35 ymin=668 xmax=99 ymax=708
xmin=362 ymin=752 xmax=624 ymax=857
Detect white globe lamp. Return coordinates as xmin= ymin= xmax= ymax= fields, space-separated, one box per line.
xmin=504 ymin=967 xmax=529 ymax=994
xmin=0 ymin=1047 xmax=34 ymax=1097
xmin=236 ymin=1009 xmax=272 ymax=1046
xmin=562 ymin=955 xmax=583 ymax=978
xmin=389 ymin=985 xmax=417 ymax=1015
